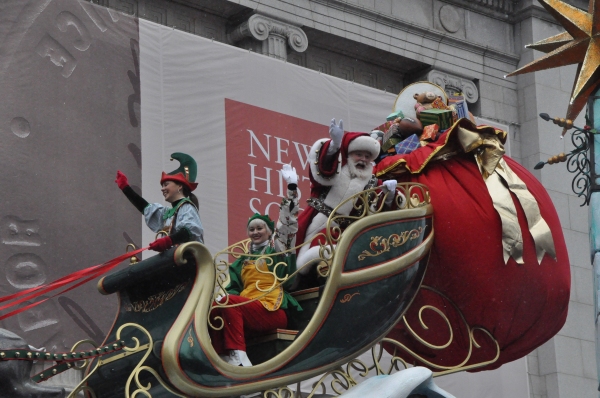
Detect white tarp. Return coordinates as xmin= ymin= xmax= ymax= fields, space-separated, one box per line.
xmin=137 ymin=19 xmax=529 ymax=398
xmin=139 ymin=19 xmax=401 ymax=255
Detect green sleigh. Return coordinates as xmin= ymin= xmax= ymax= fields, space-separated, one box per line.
xmin=81 ymin=183 xmax=434 ymax=398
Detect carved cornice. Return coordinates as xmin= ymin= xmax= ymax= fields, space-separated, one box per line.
xmin=440 ymin=0 xmax=515 ymax=19
xmin=427 ymin=70 xmax=479 ymax=103
xmin=228 ymin=14 xmax=308 ymax=53
xmin=471 ymin=0 xmax=514 ymax=13
xmin=312 ymin=0 xmax=520 ymax=66
xmin=509 ymin=3 xmax=562 ymax=24
xmin=436 ymin=0 xmax=568 ymax=24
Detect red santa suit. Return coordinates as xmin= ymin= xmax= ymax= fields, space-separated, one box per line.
xmin=296 ymin=132 xmax=383 ymax=269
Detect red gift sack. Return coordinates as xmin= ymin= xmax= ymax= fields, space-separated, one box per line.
xmin=375 ymin=123 xmax=570 ymax=371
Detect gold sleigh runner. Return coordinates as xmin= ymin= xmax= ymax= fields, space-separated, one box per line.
xmin=264 ymin=286 xmax=499 ymax=398
xmin=69 ymin=296 xmax=499 ymax=398
xmin=69 ymin=181 xmax=497 ymax=398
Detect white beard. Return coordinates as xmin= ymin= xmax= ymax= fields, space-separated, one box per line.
xmin=347 ymin=158 xmax=373 ymax=179
xmin=298 ymin=161 xmax=374 ymax=269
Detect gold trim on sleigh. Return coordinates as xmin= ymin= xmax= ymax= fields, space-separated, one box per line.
xmin=212 ymin=182 xmax=431 ymax=311
xmin=158 ymin=183 xmax=434 ymax=396
xmin=264 ymin=286 xmax=499 ymax=398
xmin=72 ymin=324 xmax=187 ymax=398
xmin=78 ymin=180 xmax=500 ymax=398
xmin=77 ymin=284 xmax=499 ymax=398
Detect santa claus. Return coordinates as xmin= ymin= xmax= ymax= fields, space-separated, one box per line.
xmin=296 ymin=118 xmax=404 ymax=272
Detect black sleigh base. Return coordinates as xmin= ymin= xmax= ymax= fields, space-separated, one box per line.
xmin=77 ymin=183 xmax=434 ymax=397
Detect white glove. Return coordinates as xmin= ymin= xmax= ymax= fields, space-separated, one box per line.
xmin=281 ymin=164 xmax=298 ymax=185
xmin=396 ymin=192 xmax=407 ymax=208
xmin=329 ymin=118 xmax=344 ymax=151
xmin=382 ymin=180 xmax=398 ymax=207
xmin=382 ymin=180 xmax=397 ymax=193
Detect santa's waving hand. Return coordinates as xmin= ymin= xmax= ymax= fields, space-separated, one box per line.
xmin=329 ymin=118 xmax=344 ymax=153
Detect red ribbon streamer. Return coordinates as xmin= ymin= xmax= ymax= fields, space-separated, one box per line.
xmin=0 ymin=247 xmax=147 ymax=321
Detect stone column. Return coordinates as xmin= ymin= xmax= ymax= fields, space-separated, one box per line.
xmin=426 ymin=69 xmax=479 ymax=104
xmin=228 ymin=14 xmax=308 ymax=60
xmin=591 ymin=87 xmax=600 ymax=393
xmin=513 ymin=1 xmax=597 ymax=397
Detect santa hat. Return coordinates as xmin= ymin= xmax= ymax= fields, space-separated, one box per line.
xmin=160 ymin=152 xmax=199 ymax=192
xmin=340 ymin=132 xmax=380 ymax=164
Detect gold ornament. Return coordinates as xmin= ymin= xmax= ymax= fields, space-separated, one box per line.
xmin=507 ymin=0 xmax=600 ymax=133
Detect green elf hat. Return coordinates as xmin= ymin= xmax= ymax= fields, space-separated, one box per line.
xmin=247 ymin=213 xmax=275 ymax=234
xmin=160 ymin=152 xmax=198 ymax=191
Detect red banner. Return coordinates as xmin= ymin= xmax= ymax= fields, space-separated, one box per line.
xmin=225 ymin=99 xmax=327 ymax=245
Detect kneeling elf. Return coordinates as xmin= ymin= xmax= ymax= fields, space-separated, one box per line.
xmin=210 ymin=164 xmax=302 ymax=366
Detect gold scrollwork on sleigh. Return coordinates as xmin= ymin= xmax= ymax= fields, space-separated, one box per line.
xmin=357 ymin=227 xmax=424 ymax=261
xmin=265 ymin=285 xmax=499 ymax=398
xmin=327 ymin=183 xmax=430 ymax=241
xmin=210 ymin=243 xmax=298 ymax=331
xmin=69 ymin=323 xmax=187 ymax=398
xmin=129 ymin=283 xmax=188 ymax=313
xmin=209 ymin=183 xmax=432 ymax=332
xmin=339 ymin=292 xmax=360 ymax=303
xmin=391 ymin=285 xmax=500 ymax=375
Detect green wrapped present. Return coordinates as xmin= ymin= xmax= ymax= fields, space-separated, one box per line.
xmin=386 ymin=110 xmax=404 ymax=121
xmin=418 ymin=109 xmax=453 ymax=130
xmin=382 ymin=136 xmax=403 ymax=152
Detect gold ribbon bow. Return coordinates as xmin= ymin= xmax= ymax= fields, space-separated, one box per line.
xmin=458 ymin=126 xmax=556 ymax=264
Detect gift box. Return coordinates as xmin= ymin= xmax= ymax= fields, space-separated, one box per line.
xmin=382 ymin=123 xmax=401 ymax=146
xmin=448 ymin=96 xmax=469 ymax=120
xmin=386 ymin=110 xmax=404 ymax=121
xmin=421 ymin=124 xmax=438 ymax=141
xmin=370 ymin=129 xmax=385 ymax=143
xmin=373 ymin=120 xmax=395 ymax=134
xmin=431 ymin=97 xmax=450 ymax=110
xmin=418 ymin=109 xmax=453 ymax=130
xmin=382 ymin=135 xmax=402 ymax=152
xmin=394 ymin=134 xmax=421 ymax=155
xmin=448 ymin=94 xmax=464 ymax=104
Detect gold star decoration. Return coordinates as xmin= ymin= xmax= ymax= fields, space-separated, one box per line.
xmin=506 ymin=0 xmax=600 ymax=128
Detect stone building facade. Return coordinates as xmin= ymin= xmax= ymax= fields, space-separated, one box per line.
xmin=87 ymin=0 xmax=597 ymax=396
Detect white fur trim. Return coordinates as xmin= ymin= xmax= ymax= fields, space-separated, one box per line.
xmin=301 ymin=164 xmax=373 ymax=256
xmin=348 ymin=135 xmax=380 ymax=160
xmin=308 ymin=138 xmax=339 ymax=187
xmin=323 ymin=165 xmax=372 ymax=215
xmin=297 ymin=245 xmax=333 ymax=275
